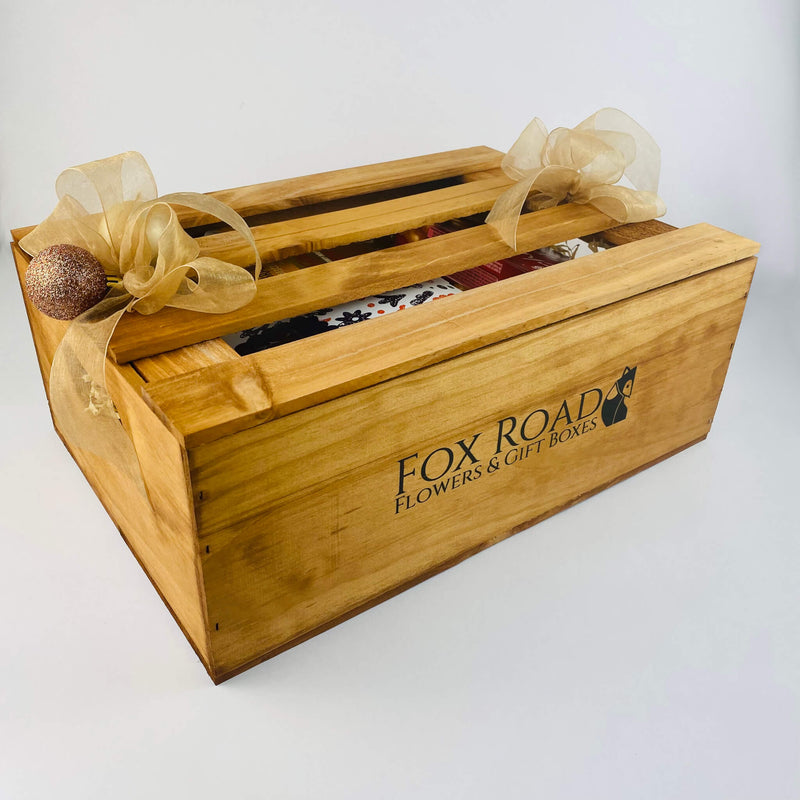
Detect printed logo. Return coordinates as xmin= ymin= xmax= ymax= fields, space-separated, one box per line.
xmin=393 ymin=365 xmax=639 ymax=514
xmin=601 ymin=366 xmax=637 ymax=427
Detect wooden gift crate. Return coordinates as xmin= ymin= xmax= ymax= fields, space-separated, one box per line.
xmin=11 ymin=147 xmax=759 ymax=683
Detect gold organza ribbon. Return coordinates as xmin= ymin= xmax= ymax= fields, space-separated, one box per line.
xmin=486 ymin=108 xmax=666 ymax=249
xmin=20 ymin=152 xmax=261 ymax=492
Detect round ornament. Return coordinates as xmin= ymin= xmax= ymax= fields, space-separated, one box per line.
xmin=25 ymin=244 xmax=108 ymax=320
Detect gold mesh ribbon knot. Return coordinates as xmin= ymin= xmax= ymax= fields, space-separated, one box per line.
xmin=20 ymin=152 xmax=261 ymax=492
xmin=486 ymin=108 xmax=666 ymax=250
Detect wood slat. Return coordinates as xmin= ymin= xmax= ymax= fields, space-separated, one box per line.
xmin=195 ymin=173 xmax=512 ymax=265
xmin=11 ymin=146 xmax=503 ymax=242
xmin=143 ymin=224 xmax=760 ymax=446
xmin=602 ymin=218 xmax=677 ymax=245
xmin=109 ymin=203 xmax=619 ymax=363
xmin=460 ymin=168 xmax=506 ymax=183
xmin=174 ymin=146 xmax=503 ymax=228
xmin=133 ymin=339 xmax=238 ymax=383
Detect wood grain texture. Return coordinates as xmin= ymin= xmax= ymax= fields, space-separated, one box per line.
xmin=173 ymin=146 xmax=503 ymax=228
xmin=195 ymin=173 xmax=513 ymax=266
xmin=602 ymin=218 xmax=677 ymax=245
xmin=460 ymin=167 xmax=507 ymax=183
xmin=208 ymin=434 xmax=706 ymax=684
xmin=143 ymin=225 xmax=760 ymax=447
xmin=110 ymin=202 xmax=621 ymax=363
xmin=133 ymin=339 xmax=237 ymax=382
xmin=11 ymin=242 xmax=213 ymax=671
xmin=192 ymin=256 xmax=755 ymax=678
xmin=104 ymin=364 xmax=213 ymax=668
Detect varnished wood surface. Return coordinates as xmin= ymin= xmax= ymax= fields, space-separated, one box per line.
xmin=143 ymin=225 xmax=760 ymax=446
xmin=133 ymin=339 xmax=238 ymax=383
xmin=192 ymin=257 xmax=755 ymax=677
xmin=207 ymin=434 xmax=705 ymax=684
xmin=104 ymin=364 xmax=213 ymax=669
xmin=194 ymin=173 xmax=513 ymax=265
xmin=602 ymin=218 xmax=677 ymax=245
xmin=174 ymin=146 xmax=503 ymax=228
xmin=189 ymin=257 xmax=755 ymax=534
xmin=110 ymin=203 xmax=620 ymax=362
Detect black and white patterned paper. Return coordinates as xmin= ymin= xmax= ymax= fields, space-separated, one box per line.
xmin=225 ymin=278 xmax=461 ymax=356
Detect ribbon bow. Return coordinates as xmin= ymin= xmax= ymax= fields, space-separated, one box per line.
xmin=19 ymin=152 xmax=261 ymax=491
xmin=486 ymin=108 xmax=666 ymax=250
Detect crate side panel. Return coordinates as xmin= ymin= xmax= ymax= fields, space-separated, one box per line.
xmin=105 ymin=368 xmax=213 ymax=668
xmin=195 ymin=257 xmax=755 ymax=678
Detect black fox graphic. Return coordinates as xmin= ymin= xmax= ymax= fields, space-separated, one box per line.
xmin=601 ymin=366 xmax=637 ymax=426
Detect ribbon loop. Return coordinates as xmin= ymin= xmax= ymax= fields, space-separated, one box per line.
xmin=487 ymin=108 xmax=666 ymax=250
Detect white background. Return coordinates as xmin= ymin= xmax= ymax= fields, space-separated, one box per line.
xmin=1 ymin=1 xmax=798 ymax=798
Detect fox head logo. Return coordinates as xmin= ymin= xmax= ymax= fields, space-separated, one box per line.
xmin=601 ymin=366 xmax=637 ymax=427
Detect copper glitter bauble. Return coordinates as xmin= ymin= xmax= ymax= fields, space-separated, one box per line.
xmin=25 ymin=244 xmax=108 ymax=321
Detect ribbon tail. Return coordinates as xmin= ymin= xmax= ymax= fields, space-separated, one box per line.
xmin=584 ymin=184 xmax=666 ymax=223
xmin=486 ymin=175 xmax=537 ymax=251
xmin=163 ymin=257 xmax=258 ymax=312
xmin=49 ymin=290 xmax=147 ymax=496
